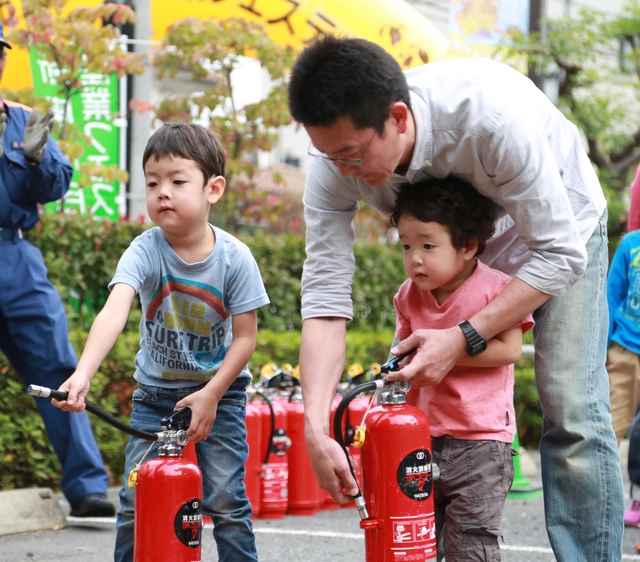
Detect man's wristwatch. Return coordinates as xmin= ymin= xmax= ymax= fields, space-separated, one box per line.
xmin=458 ymin=320 xmax=487 ymax=356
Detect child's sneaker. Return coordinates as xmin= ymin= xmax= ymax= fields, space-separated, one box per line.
xmin=624 ymin=500 xmax=640 ymax=527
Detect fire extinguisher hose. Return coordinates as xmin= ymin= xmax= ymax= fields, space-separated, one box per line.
xmin=253 ymin=389 xmax=276 ymax=465
xmin=333 ymin=381 xmax=381 ymax=486
xmin=333 ymin=352 xmax=410 ymax=508
xmin=27 ymin=384 xmax=158 ymax=441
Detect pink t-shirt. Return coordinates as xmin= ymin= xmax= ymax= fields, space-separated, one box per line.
xmin=394 ymin=260 xmax=534 ymax=443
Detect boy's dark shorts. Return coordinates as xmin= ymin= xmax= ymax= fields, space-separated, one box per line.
xmin=432 ymin=436 xmax=514 ymax=562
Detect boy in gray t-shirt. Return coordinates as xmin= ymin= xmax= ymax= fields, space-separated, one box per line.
xmin=53 ymin=123 xmax=267 ymax=562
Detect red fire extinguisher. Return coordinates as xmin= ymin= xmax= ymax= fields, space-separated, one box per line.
xmin=334 ymin=356 xmax=438 ymax=562
xmin=133 ymin=408 xmax=203 ymax=562
xmin=255 ymin=387 xmax=291 ymax=519
xmin=27 ymin=385 xmax=203 ymax=562
xmin=346 ymin=392 xmax=370 ymax=490
xmin=287 ymin=384 xmax=323 ymax=515
xmin=244 ymin=397 xmax=263 ymax=518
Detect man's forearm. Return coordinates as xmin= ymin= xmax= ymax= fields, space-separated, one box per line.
xmin=299 ymin=317 xmax=347 ymax=435
xmin=470 ymin=277 xmax=549 ymax=340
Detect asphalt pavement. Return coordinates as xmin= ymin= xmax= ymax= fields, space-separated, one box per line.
xmin=2 ymin=447 xmax=640 ymax=562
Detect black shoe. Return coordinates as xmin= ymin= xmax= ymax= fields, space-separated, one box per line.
xmin=70 ymin=494 xmax=116 ymax=517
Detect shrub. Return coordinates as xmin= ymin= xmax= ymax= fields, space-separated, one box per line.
xmin=0 ymin=327 xmax=541 ymax=490
xmin=29 ymin=214 xmax=405 ymax=332
xmin=0 ymin=214 xmax=542 ymax=491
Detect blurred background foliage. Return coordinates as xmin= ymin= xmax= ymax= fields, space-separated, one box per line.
xmin=10 ymin=4 xmax=640 ymax=490
xmin=0 ymin=214 xmax=540 ymax=490
xmin=498 ymin=1 xmax=640 ymax=241
xmin=4 ymin=0 xmax=143 ymax=197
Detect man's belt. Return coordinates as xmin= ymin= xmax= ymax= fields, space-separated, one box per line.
xmin=0 ymin=226 xmax=23 ymax=241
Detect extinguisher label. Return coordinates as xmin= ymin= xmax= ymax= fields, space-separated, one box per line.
xmin=261 ymin=462 xmax=289 ymax=504
xmin=174 ymin=498 xmax=203 ymax=548
xmin=397 ymin=449 xmax=433 ymax=501
xmin=270 ymin=428 xmax=292 ymax=456
xmin=391 ymin=514 xmax=437 ymax=560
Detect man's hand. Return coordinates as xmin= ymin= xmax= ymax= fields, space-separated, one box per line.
xmin=384 ymin=327 xmax=466 ymax=386
xmin=23 ymin=110 xmax=54 ymax=163
xmin=305 ymin=427 xmax=358 ymax=503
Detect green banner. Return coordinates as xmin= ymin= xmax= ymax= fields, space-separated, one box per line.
xmin=29 ymin=49 xmax=124 ymax=221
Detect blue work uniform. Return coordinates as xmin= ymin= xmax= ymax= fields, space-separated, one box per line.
xmin=0 ymin=100 xmax=109 ymax=505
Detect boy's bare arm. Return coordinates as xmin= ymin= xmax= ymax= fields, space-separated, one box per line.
xmin=177 ymin=310 xmax=258 ymax=442
xmin=53 ymin=283 xmax=136 ymax=411
xmin=204 ymin=310 xmax=257 ymax=399
xmin=455 ymin=326 xmax=523 ymax=368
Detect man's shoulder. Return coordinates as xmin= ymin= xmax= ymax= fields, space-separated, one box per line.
xmin=404 ymin=58 xmax=509 ymax=85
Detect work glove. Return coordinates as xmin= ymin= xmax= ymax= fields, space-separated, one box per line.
xmin=0 ymin=106 xmax=7 ymax=159
xmin=22 ymin=110 xmax=54 ymax=164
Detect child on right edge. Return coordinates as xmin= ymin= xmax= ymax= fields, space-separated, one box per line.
xmin=390 ymin=177 xmax=533 ymax=561
xmin=605 ymin=228 xmax=640 ymax=526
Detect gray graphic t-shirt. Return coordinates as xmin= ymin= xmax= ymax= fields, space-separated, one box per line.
xmin=109 ymin=225 xmax=269 ymax=388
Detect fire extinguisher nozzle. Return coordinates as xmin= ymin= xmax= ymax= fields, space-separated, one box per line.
xmin=353 ymin=494 xmax=369 ymax=520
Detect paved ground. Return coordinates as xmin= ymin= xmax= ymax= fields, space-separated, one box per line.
xmin=2 ymin=447 xmax=640 ymax=562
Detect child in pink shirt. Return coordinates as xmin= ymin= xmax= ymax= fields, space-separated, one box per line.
xmin=391 ymin=176 xmax=533 ymax=562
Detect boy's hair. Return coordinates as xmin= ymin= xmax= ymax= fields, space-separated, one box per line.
xmin=143 ymin=123 xmax=225 ymax=180
xmin=391 ymin=177 xmax=498 ymax=255
xmin=288 ymin=36 xmax=411 ymax=134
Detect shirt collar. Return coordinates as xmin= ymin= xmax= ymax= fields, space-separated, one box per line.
xmin=390 ymin=88 xmax=434 ymax=183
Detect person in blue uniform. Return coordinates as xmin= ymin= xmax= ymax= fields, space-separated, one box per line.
xmin=0 ymin=25 xmax=114 ymax=518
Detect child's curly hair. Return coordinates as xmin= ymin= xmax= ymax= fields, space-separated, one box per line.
xmin=390 ymin=176 xmax=498 ymax=255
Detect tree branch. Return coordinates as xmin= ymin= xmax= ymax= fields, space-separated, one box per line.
xmin=586 ymin=136 xmax=610 ymax=169
xmin=610 ymin=147 xmax=640 ymax=177
xmin=611 ymin=128 xmax=640 ymax=166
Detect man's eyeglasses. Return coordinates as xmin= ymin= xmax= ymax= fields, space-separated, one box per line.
xmin=306 ymin=131 xmax=376 ymax=168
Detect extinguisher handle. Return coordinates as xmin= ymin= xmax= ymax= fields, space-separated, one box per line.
xmin=27 ymin=384 xmax=158 ymax=442
xmin=28 ymin=384 xmax=69 ymax=401
xmin=380 ymin=350 xmax=413 ymax=374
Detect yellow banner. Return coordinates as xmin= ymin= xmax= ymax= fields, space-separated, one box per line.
xmin=2 ymin=0 xmax=101 ymax=90
xmin=2 ymin=0 xmax=448 ymax=90
xmin=152 ymin=0 xmax=448 ymax=68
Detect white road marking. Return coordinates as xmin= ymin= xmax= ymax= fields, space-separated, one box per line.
xmin=249 ymin=526 xmax=640 ymax=560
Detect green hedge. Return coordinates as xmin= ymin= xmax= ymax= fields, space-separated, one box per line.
xmin=0 ymin=215 xmax=541 ymax=491
xmin=28 ymin=213 xmax=405 ymax=331
xmin=0 ymin=326 xmax=540 ymax=491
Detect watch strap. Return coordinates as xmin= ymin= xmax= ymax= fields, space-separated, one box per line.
xmin=458 ymin=320 xmax=487 ymax=356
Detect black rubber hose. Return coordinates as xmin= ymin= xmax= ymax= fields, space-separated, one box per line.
xmin=333 ymin=381 xmax=379 ymax=484
xmin=84 ymin=402 xmax=158 ymax=441
xmin=254 ymin=390 xmax=276 ymax=465
xmin=28 ymin=385 xmax=158 ymax=441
